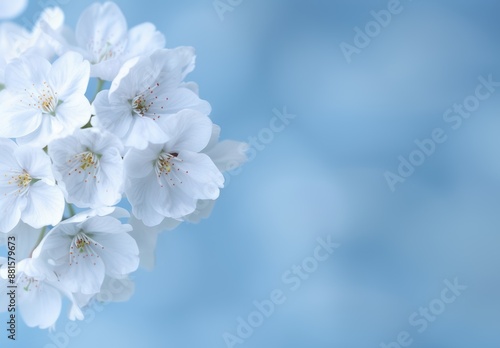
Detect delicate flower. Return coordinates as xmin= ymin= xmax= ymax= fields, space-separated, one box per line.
xmin=0 ymin=0 xmax=28 ymax=20
xmin=0 ymin=139 xmax=64 ymax=233
xmin=124 ymin=110 xmax=224 ymax=225
xmin=0 ymin=257 xmax=72 ymax=330
xmin=0 ymin=7 xmax=65 ymax=85
xmin=0 ymin=52 xmax=91 ymax=147
xmin=11 ymin=258 xmax=64 ymax=329
xmin=49 ymin=128 xmax=124 ymax=209
xmin=33 ymin=209 xmax=139 ymax=295
xmin=92 ymin=47 xmax=211 ymax=149
xmin=45 ymin=1 xmax=165 ymax=81
xmin=0 ymin=0 xmax=245 ymax=331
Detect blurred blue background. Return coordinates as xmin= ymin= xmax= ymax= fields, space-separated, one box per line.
xmin=2 ymin=0 xmax=500 ymax=347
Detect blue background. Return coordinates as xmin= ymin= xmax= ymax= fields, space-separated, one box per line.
xmin=2 ymin=0 xmax=500 ymax=347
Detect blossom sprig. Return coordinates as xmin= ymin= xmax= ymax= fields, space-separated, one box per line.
xmin=0 ymin=2 xmax=247 ymax=329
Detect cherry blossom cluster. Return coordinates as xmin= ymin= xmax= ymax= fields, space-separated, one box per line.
xmin=0 ymin=2 xmax=247 ymax=329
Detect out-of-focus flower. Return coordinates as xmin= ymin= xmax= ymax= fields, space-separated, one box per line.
xmin=0 ymin=7 xmax=65 ymax=85
xmin=0 ymin=0 xmax=28 ymax=20
xmin=128 ymin=216 xmax=181 ymax=270
xmin=183 ymin=125 xmax=248 ymax=223
xmin=44 ymin=1 xmax=165 ymax=81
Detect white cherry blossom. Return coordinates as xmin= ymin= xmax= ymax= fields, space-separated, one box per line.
xmin=33 ymin=210 xmax=139 ymax=295
xmin=0 ymin=255 xmax=75 ymax=330
xmin=0 ymin=52 xmax=91 ymax=147
xmin=92 ymin=47 xmax=211 ymax=149
xmin=0 ymin=7 xmax=65 ymax=86
xmin=0 ymin=0 xmax=28 ymax=19
xmin=49 ymin=128 xmax=124 ymax=209
xmin=12 ymin=258 xmax=64 ymax=329
xmin=0 ymin=139 xmax=64 ymax=233
xmin=124 ymin=110 xmax=224 ymax=225
xmin=45 ymin=1 xmax=165 ymax=81
xmin=0 ymin=1 xmax=245 ymax=331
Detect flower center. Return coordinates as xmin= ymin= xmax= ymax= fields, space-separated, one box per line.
xmin=66 ymin=151 xmax=101 ymax=184
xmin=130 ymin=83 xmax=163 ymax=119
xmin=6 ymin=169 xmax=36 ymax=196
xmin=41 ymin=95 xmax=56 ymax=113
xmin=21 ymin=81 xmax=59 ymax=115
xmin=22 ymin=277 xmax=39 ymax=292
xmin=16 ymin=171 xmax=32 ymax=187
xmin=156 ymin=152 xmax=179 ymax=175
xmin=69 ymin=232 xmax=104 ymax=266
xmin=97 ymin=41 xmax=115 ymax=63
xmin=132 ymin=94 xmax=151 ymax=116
xmin=79 ymin=152 xmax=97 ymax=170
xmin=75 ymin=234 xmax=90 ymax=253
xmin=37 ymin=82 xmax=58 ymax=114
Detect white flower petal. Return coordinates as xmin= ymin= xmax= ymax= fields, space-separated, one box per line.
xmin=205 ymin=140 xmax=249 ymax=172
xmin=126 ymin=22 xmax=165 ymax=58
xmin=0 ymin=138 xmax=19 ymax=167
xmin=5 ymin=222 xmax=42 ymax=259
xmin=49 ymin=52 xmax=90 ymax=100
xmin=123 ymin=145 xmax=160 ymax=178
xmin=125 ymin=116 xmax=168 ymax=149
xmin=92 ymin=90 xmax=134 ymax=137
xmin=16 ymin=115 xmax=63 ymax=148
xmin=55 ymin=94 xmax=91 ymax=132
xmin=0 ymin=91 xmax=42 ymax=138
xmin=31 ymin=227 xmax=70 ymax=260
xmin=14 ymin=147 xmax=54 ymax=182
xmin=64 ymin=254 xmax=105 ymax=295
xmin=75 ymin=2 xmax=127 ymax=65
xmin=19 ymin=282 xmax=62 ymax=329
xmin=150 ymin=87 xmax=211 ymax=116
xmin=5 ymin=55 xmax=51 ymax=93
xmin=0 ymin=194 xmax=22 ymax=233
xmin=82 ymin=215 xmax=132 ymax=235
xmin=150 ymin=47 xmax=196 ymax=88
xmin=93 ymin=233 xmax=139 ymax=277
xmin=126 ymin=174 xmax=169 ymax=226
xmin=161 ymin=110 xmax=214 ymax=153
xmin=183 ymin=199 xmax=217 ymax=223
xmin=22 ymin=182 xmax=64 ymax=228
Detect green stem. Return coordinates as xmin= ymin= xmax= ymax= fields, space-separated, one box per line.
xmin=92 ymin=78 xmax=105 ymax=103
xmin=67 ymin=203 xmax=76 ymax=217
xmin=82 ymin=115 xmax=95 ymax=129
xmin=30 ymin=226 xmax=46 ymax=257
xmin=82 ymin=79 xmax=106 ymax=129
